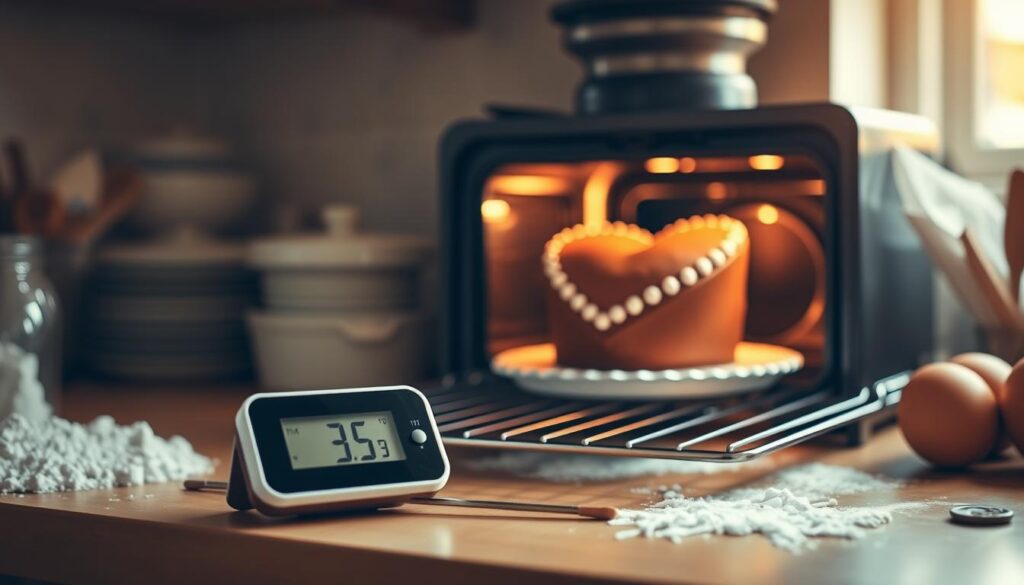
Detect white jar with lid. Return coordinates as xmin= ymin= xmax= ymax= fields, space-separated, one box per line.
xmin=246 ymin=311 xmax=428 ymax=390
xmin=247 ymin=206 xmax=429 ymax=311
xmin=246 ymin=206 xmax=432 ymax=390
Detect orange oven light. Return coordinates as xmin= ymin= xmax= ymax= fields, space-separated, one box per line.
xmin=757 ymin=204 xmax=780 ymax=225
xmin=487 ymin=175 xmax=571 ymax=196
xmin=678 ymin=157 xmax=697 ymax=173
xmin=706 ymin=182 xmax=728 ymax=200
xmin=748 ymin=154 xmax=785 ymax=170
xmin=645 ymin=157 xmax=680 ymax=174
xmin=481 ymin=199 xmax=512 ymax=224
xmin=582 ymin=162 xmax=623 ymax=227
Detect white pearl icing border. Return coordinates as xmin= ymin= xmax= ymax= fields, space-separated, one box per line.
xmin=542 ymin=215 xmax=748 ymax=332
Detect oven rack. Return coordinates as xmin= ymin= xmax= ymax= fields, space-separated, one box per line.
xmin=425 ymin=372 xmax=908 ymax=461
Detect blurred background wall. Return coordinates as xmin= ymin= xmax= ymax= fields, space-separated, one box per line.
xmin=0 ymin=0 xmax=887 ymax=240
xmin=0 ymin=3 xmax=207 ymax=178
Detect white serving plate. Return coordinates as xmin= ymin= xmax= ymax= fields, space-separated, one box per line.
xmin=491 ymin=342 xmax=804 ymax=400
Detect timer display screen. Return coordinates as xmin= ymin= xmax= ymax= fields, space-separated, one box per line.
xmin=280 ymin=411 xmax=407 ymax=470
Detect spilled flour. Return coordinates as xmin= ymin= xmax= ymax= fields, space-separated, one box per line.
xmin=465 ymin=451 xmax=762 ymax=483
xmin=725 ymin=463 xmax=901 ymax=500
xmin=0 ymin=341 xmax=213 ymax=494
xmin=0 ymin=342 xmax=52 ymax=424
xmin=0 ymin=414 xmax=214 ymax=493
xmin=612 ymin=463 xmax=912 ymax=552
xmin=470 ymin=453 xmax=919 ymax=551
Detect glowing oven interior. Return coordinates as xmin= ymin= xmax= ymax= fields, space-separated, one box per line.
xmin=482 ymin=154 xmax=828 ymax=386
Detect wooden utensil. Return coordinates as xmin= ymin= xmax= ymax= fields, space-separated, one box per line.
xmin=962 ymin=228 xmax=1024 ymax=332
xmin=3 ymin=138 xmax=67 ymax=236
xmin=907 ymin=215 xmax=1000 ymax=326
xmin=984 ymin=329 xmax=1024 ymax=364
xmin=60 ymin=168 xmax=141 ymax=246
xmin=4 ymin=139 xmax=29 ymax=197
xmin=1006 ymin=169 xmax=1024 ymax=303
xmin=12 ymin=189 xmax=65 ymax=236
xmin=50 ymin=149 xmax=103 ymax=215
xmin=0 ymin=162 xmax=10 ymax=233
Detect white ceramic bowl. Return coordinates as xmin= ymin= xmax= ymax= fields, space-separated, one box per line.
xmin=128 ymin=170 xmax=256 ymax=235
xmin=247 ymin=310 xmax=426 ymax=390
xmin=247 ymin=206 xmax=429 ymax=311
xmin=258 ymin=268 xmax=420 ymax=311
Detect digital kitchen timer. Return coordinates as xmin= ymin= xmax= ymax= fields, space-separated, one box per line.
xmin=224 ymin=386 xmax=450 ymax=516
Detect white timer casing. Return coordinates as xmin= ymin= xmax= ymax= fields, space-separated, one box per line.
xmin=229 ymin=385 xmax=451 ymax=516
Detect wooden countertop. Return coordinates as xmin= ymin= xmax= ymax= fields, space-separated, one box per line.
xmin=1 ymin=384 xmax=1023 ymax=585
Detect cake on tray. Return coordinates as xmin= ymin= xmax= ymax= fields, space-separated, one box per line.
xmin=542 ymin=215 xmax=750 ymax=370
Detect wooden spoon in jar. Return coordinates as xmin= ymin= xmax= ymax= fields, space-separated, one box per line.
xmin=964 ymin=228 xmax=1024 ymax=332
xmin=60 ymin=167 xmax=141 ymax=246
xmin=1007 ymin=169 xmax=1024 ymax=304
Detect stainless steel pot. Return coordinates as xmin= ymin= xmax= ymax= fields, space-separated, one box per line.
xmin=552 ymin=0 xmax=777 ymax=114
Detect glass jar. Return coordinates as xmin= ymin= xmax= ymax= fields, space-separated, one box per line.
xmin=0 ymin=236 xmax=61 ymax=420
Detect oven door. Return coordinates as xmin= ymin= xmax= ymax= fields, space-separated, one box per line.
xmin=432 ymin=103 xmax=928 ymax=460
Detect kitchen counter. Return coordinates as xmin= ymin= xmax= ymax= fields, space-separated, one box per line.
xmin=1 ymin=384 xmax=1023 ymax=585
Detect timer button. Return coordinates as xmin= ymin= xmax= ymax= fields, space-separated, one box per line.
xmin=410 ymin=429 xmax=429 ymax=445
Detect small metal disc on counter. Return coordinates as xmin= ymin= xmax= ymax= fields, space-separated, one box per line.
xmin=949 ymin=505 xmax=1014 ymax=526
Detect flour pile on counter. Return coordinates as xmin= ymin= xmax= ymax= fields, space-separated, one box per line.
xmin=465 ymin=452 xmax=762 ymax=482
xmin=0 ymin=342 xmax=52 ymax=424
xmin=0 ymin=413 xmax=214 ymax=494
xmin=611 ymin=464 xmax=904 ymax=552
xmin=1 ymin=338 xmax=213 ymax=494
xmin=726 ymin=463 xmax=901 ymax=500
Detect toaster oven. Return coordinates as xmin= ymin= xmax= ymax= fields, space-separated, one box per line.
xmin=426 ymin=103 xmax=938 ymax=461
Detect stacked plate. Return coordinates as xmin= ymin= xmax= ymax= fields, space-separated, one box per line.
xmin=88 ymin=239 xmax=255 ymax=381
xmin=126 ymin=135 xmax=256 ymax=237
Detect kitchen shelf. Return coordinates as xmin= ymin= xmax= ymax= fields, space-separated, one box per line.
xmin=37 ymin=0 xmax=475 ymax=29
xmin=427 ymin=372 xmax=909 ymax=461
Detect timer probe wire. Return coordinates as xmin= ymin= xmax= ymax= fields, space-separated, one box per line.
xmin=183 ymin=479 xmax=618 ymax=520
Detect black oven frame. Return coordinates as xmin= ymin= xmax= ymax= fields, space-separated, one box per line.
xmin=430 ymin=103 xmax=936 ymax=460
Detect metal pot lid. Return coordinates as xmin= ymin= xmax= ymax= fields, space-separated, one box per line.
xmin=247 ymin=206 xmax=430 ymax=269
xmin=551 ymin=0 xmax=778 ymax=24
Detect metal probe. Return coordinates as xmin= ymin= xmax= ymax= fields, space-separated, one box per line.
xmin=183 ymin=479 xmax=618 ymax=520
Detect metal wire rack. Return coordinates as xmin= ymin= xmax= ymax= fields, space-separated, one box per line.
xmin=426 ymin=372 xmax=909 ymax=461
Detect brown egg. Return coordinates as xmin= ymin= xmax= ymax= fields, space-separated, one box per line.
xmin=1003 ymin=358 xmax=1024 ymax=454
xmin=949 ymin=353 xmax=1013 ymax=455
xmin=898 ymin=362 xmax=999 ymax=467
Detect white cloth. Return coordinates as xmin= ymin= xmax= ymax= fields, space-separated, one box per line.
xmin=892 ymin=146 xmax=1008 ymax=326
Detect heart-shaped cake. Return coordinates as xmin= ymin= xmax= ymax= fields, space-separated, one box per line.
xmin=542 ymin=215 xmax=750 ymax=370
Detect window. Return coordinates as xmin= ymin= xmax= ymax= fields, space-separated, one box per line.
xmin=944 ymin=0 xmax=1024 ymax=181
xmin=976 ymin=0 xmax=1024 ymax=150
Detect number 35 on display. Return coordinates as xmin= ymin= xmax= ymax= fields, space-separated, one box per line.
xmin=327 ymin=421 xmax=391 ymax=463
